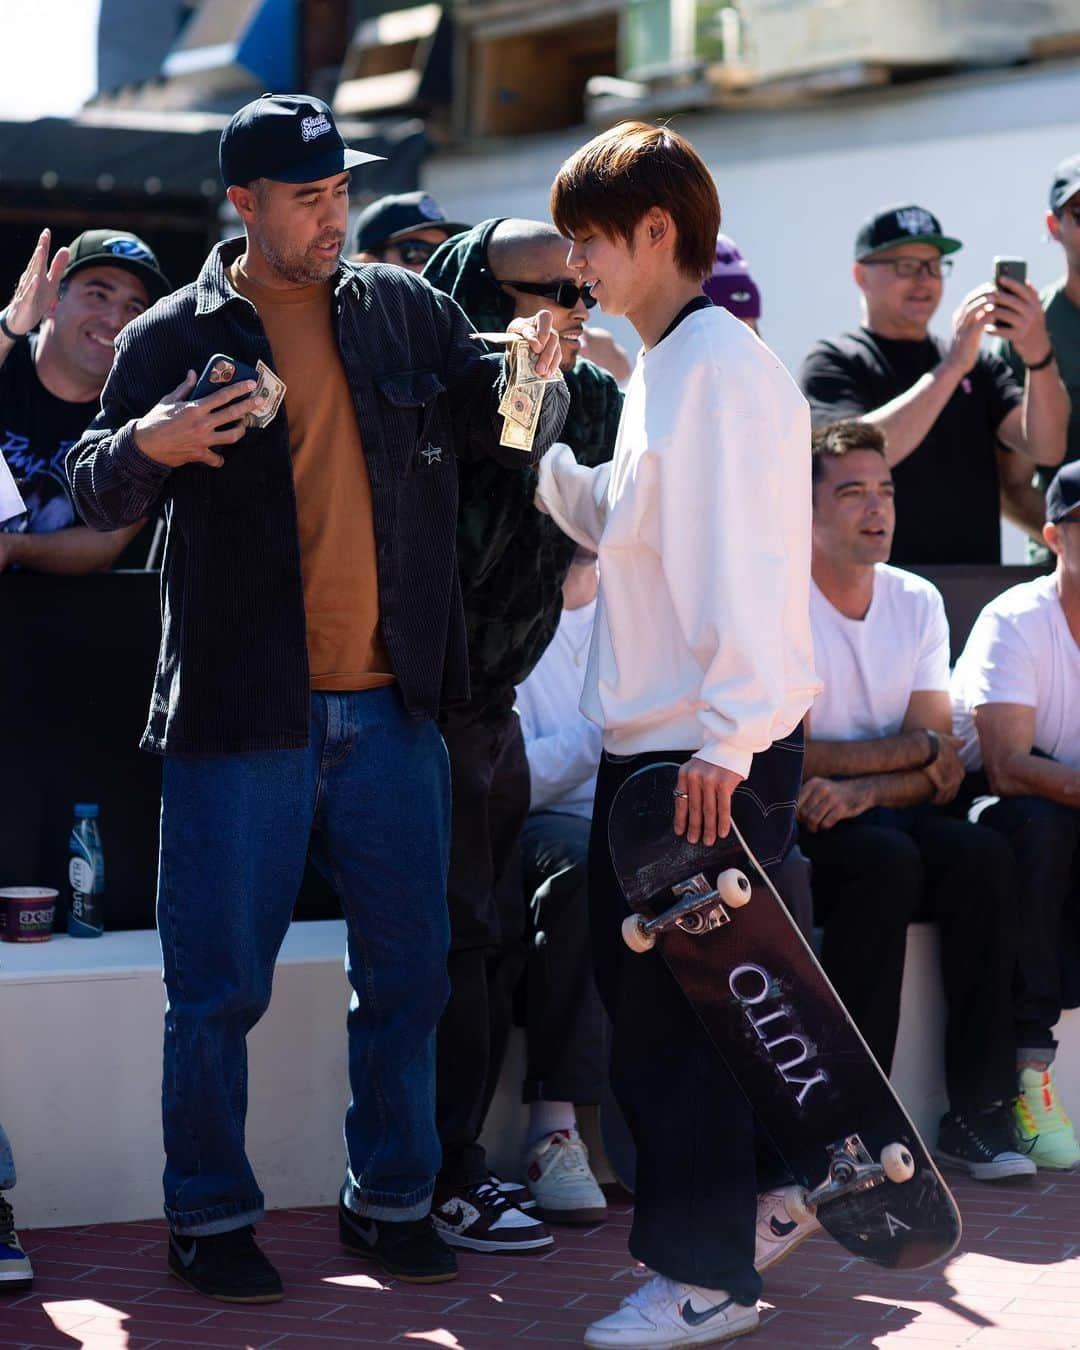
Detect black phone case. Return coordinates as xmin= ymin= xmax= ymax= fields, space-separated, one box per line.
xmin=192 ymin=353 xmax=259 ymax=403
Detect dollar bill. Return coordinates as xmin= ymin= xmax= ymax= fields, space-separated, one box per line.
xmin=246 ymin=359 xmax=287 ymax=428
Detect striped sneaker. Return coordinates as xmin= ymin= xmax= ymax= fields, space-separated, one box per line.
xmin=1014 ymin=1067 xmax=1080 ymax=1170
xmin=431 ymin=1179 xmax=553 ymax=1252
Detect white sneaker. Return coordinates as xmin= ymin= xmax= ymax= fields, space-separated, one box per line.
xmin=754 ymin=1186 xmax=819 ymax=1271
xmin=583 ymin=1274 xmax=759 ymax=1348
xmin=523 ymin=1127 xmax=608 ymax=1225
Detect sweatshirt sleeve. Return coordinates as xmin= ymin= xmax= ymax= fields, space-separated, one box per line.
xmin=655 ymin=338 xmax=818 ymax=778
xmin=535 ymin=443 xmax=612 ymax=549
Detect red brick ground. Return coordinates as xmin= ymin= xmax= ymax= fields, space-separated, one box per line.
xmin=4 ymin=1165 xmax=1079 ymax=1348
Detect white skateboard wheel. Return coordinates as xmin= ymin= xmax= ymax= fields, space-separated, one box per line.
xmin=622 ymin=914 xmax=656 ymax=953
xmin=716 ymin=868 xmax=751 ymax=908
xmin=785 ymin=1188 xmax=816 ymax=1224
xmin=880 ymin=1143 xmax=915 ymax=1183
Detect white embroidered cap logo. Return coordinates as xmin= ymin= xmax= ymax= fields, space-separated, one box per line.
xmin=300 ymin=113 xmax=332 ymax=143
xmin=896 ymin=207 xmax=936 ymax=237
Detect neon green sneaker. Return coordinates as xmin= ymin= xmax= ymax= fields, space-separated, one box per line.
xmin=1014 ymin=1067 xmax=1080 ymax=1170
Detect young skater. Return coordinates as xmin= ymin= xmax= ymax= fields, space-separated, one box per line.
xmin=537 ymin=122 xmax=820 ymax=1347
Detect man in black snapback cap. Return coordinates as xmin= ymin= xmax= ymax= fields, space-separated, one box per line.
xmin=352 ymin=192 xmax=470 ymax=275
xmin=801 ymin=201 xmax=1067 ymax=565
xmin=0 ymin=224 xmax=167 ymax=572
xmin=67 ymin=91 xmax=566 ymax=1304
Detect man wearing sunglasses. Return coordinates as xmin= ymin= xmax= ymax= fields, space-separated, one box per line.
xmin=351 ymin=191 xmax=469 ymax=274
xmin=996 ymin=156 xmax=1080 ymax=560
xmin=801 ymin=203 xmax=1067 ymax=565
xmin=421 ymin=219 xmax=621 ymax=1252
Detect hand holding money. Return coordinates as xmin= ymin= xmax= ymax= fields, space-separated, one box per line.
xmin=477 ymin=310 xmax=564 ymax=452
xmin=133 ymin=370 xmax=265 ymax=469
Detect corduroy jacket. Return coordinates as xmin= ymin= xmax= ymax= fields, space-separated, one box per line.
xmin=66 ymin=238 xmax=568 ymax=756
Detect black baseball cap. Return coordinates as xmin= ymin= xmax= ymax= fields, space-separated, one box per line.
xmin=353 ymin=192 xmax=469 ymax=253
xmin=1046 ymin=461 xmax=1080 ymax=523
xmin=1050 ymin=154 xmax=1080 ymax=213
xmin=220 ymin=93 xmax=384 ymax=189
xmin=855 ymin=204 xmax=962 ymax=261
xmin=63 ymin=230 xmax=171 ymax=303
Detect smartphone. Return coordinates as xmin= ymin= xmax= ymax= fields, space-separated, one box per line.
xmin=191 ymin=353 xmax=258 ymax=432
xmin=993 ymin=256 xmax=1027 ymax=288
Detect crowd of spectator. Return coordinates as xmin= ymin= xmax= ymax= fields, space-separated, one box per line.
xmin=3 ymin=97 xmax=1080 ymax=1349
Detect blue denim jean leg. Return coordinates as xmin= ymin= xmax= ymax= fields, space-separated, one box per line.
xmin=158 ymin=687 xmax=451 ymax=1235
xmin=0 ymin=1122 xmax=15 ymax=1190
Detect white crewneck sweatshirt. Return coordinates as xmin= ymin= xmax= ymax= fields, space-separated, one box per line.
xmin=536 ymin=306 xmax=820 ymax=778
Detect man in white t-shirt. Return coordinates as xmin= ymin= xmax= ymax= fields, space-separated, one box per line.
xmin=514 ymin=546 xmax=608 ymax=1225
xmin=800 ymin=419 xmax=1031 ymax=1183
xmin=952 ymin=458 xmax=1080 ymax=1170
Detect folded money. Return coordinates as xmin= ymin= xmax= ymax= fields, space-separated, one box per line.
xmin=246 ymin=359 xmax=287 ymax=428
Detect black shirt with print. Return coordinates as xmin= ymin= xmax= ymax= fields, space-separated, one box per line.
xmin=800 ymin=327 xmax=1023 ymax=565
xmin=0 ymin=336 xmax=99 ymax=534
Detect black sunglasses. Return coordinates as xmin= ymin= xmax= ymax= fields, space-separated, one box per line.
xmin=383 ymin=239 xmax=440 ymax=266
xmin=497 ymin=278 xmax=597 ymax=309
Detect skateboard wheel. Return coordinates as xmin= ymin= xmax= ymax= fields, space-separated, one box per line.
xmin=622 ymin=914 xmax=655 ymax=953
xmin=880 ymin=1143 xmax=915 ymax=1183
xmin=786 ymin=1188 xmax=816 ymax=1224
xmin=716 ymin=868 xmax=751 ymax=908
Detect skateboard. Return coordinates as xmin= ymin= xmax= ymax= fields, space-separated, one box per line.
xmin=606 ymin=762 xmax=961 ymax=1271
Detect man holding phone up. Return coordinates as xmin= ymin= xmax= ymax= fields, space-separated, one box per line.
xmin=801 ymin=204 xmax=1068 ymax=564
xmin=66 ymin=94 xmax=566 ymax=1303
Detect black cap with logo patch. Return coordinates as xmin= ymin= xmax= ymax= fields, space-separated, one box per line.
xmin=63 ymin=230 xmax=171 ymax=303
xmin=1050 ymin=154 xmax=1080 ymax=214
xmin=219 ymin=93 xmax=385 ymax=189
xmin=353 ymin=192 xmax=470 ymax=253
xmin=1045 ymin=460 xmax=1080 ymax=523
xmin=855 ymin=204 xmax=963 ymax=261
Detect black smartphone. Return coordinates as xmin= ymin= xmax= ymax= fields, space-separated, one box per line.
xmin=993 ymin=256 xmax=1027 ymax=288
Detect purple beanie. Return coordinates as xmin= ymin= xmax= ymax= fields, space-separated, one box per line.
xmin=702 ymin=233 xmax=761 ymax=320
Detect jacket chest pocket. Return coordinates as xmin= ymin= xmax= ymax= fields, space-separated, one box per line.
xmin=375 ymin=370 xmax=451 ymax=472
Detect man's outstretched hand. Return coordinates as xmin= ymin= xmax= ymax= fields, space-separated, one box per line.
xmin=506 ymin=308 xmax=561 ymax=377
xmin=674 ymin=758 xmax=744 ymax=846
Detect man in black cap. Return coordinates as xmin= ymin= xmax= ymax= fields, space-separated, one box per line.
xmin=352 ymin=191 xmax=469 ymax=274
xmin=801 ymin=203 xmax=1068 ymax=565
xmin=952 ymin=457 xmax=1080 ymax=1172
xmin=996 ymin=155 xmax=1080 ymax=556
xmin=66 ymin=93 xmax=566 ymax=1302
xmin=0 ymin=226 xmax=169 ymax=571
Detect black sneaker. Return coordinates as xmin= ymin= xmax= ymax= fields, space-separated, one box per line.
xmin=432 ymin=1179 xmax=553 ymax=1252
xmin=338 ymin=1198 xmax=457 ymax=1283
xmin=489 ymin=1173 xmax=537 ymax=1211
xmin=937 ymin=1104 xmax=1037 ymax=1182
xmin=0 ymin=1194 xmax=33 ymax=1293
xmin=168 ymin=1226 xmax=283 ymax=1303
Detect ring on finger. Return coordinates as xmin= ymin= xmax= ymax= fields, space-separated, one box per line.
xmin=673 ymin=789 xmax=689 ymax=800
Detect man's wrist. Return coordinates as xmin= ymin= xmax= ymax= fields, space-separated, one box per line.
xmin=0 ymin=307 xmax=25 ymax=342
xmin=922 ymin=728 xmax=942 ymax=767
xmin=1024 ymin=348 xmax=1056 ymax=372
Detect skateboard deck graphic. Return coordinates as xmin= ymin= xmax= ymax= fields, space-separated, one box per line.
xmin=607 ymin=762 xmax=961 ymax=1270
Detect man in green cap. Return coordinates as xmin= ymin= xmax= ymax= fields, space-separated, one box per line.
xmin=801 ymin=203 xmax=1068 ymax=565
xmin=0 ymin=226 xmax=170 ymax=572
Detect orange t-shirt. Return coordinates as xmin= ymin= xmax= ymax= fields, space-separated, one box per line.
xmin=230 ymin=261 xmax=393 ymax=691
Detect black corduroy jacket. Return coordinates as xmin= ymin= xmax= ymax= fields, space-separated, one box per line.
xmin=66 ymin=238 xmax=568 ymax=756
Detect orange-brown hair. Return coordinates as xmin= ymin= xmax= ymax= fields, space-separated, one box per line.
xmin=550 ymin=122 xmax=720 ymax=280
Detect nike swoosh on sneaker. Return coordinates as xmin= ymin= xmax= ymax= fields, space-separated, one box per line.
xmin=345 ymin=1216 xmax=378 ymax=1247
xmin=681 ymin=1296 xmax=733 ymax=1327
xmin=171 ymin=1237 xmax=198 ymax=1269
xmin=769 ymin=1216 xmax=798 ymax=1236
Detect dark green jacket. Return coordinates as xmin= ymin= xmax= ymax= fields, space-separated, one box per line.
xmin=425 ymin=220 xmax=622 ymax=719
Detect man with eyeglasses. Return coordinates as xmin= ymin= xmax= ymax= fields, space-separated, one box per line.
xmin=420 ymin=219 xmax=621 ymax=1252
xmin=996 ymin=156 xmax=1080 ymax=558
xmin=952 ymin=459 xmax=1080 ymax=1171
xmin=351 ymin=191 xmax=469 ymax=274
xmin=801 ymin=204 xmax=1068 ymax=565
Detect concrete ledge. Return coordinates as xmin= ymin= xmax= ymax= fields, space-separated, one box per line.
xmin=3 ymin=920 xmax=1078 ymax=1228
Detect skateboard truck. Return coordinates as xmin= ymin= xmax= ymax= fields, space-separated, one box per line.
xmin=621 ymin=868 xmax=751 ymax=952
xmin=791 ymin=1135 xmax=916 ymax=1222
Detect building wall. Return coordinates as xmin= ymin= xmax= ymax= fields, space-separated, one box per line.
xmin=424 ymin=59 xmax=1080 ymax=558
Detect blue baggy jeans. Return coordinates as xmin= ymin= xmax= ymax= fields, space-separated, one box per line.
xmin=0 ymin=1123 xmax=14 ymax=1190
xmin=157 ymin=688 xmax=451 ymax=1235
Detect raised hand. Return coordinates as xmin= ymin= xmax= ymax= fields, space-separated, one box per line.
xmin=944 ymin=285 xmax=996 ymax=377
xmin=133 ymin=372 xmax=263 ymax=469
xmin=507 ymin=308 xmax=560 ymax=377
xmin=3 ymin=229 xmax=71 ymax=338
xmin=987 ymin=275 xmax=1053 ymax=367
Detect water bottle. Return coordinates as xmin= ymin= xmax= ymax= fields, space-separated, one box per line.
xmin=68 ymin=803 xmax=105 ymax=938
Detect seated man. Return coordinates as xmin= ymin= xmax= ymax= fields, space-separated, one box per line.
xmin=952 ymin=458 xmax=1080 ymax=1169
xmin=0 ymin=227 xmax=169 ymax=571
xmin=514 ymin=544 xmax=608 ymax=1224
xmin=799 ymin=418 xmax=1031 ymax=1181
